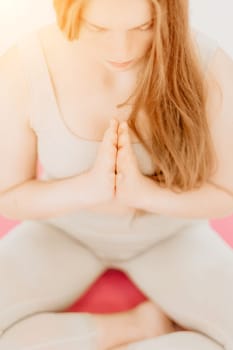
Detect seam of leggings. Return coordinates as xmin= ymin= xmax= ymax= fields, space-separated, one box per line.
xmin=191 ymin=315 xmax=233 ymax=348
xmin=0 ymin=294 xmax=80 ymax=334
xmin=3 ymin=331 xmax=98 ymax=350
xmin=1 ymin=314 xmax=98 ymax=350
xmin=177 ymin=316 xmax=231 ymax=349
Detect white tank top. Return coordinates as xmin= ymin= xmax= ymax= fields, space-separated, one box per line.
xmin=16 ymin=26 xmax=219 ymax=259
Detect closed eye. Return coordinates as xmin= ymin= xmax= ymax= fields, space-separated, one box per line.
xmin=138 ymin=21 xmax=154 ymax=31
xmin=83 ymin=18 xmax=154 ymax=32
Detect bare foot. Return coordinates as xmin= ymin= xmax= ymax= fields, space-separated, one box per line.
xmin=92 ymin=301 xmax=185 ymax=350
xmin=110 ymin=302 xmax=187 ymax=350
xmin=132 ymin=300 xmax=176 ymax=339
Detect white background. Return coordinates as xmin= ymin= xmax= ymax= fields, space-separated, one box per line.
xmin=0 ymin=0 xmax=233 ymax=57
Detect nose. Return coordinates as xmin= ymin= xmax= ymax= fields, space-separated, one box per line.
xmin=108 ymin=31 xmax=132 ymax=61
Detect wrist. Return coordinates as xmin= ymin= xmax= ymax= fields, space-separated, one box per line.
xmin=136 ymin=176 xmax=164 ymax=213
xmin=73 ymin=171 xmax=94 ymax=208
xmin=133 ymin=175 xmax=155 ymax=211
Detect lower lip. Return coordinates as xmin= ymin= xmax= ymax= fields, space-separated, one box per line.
xmin=107 ymin=60 xmax=133 ymax=68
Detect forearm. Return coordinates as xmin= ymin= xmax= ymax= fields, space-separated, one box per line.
xmin=0 ymin=172 xmax=89 ymax=221
xmin=140 ymin=177 xmax=233 ymax=220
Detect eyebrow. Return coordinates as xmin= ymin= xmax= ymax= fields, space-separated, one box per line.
xmin=81 ymin=18 xmax=153 ymax=30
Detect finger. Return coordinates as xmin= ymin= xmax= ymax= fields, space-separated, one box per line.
xmin=116 ymin=172 xmax=123 ymax=188
xmin=109 ymin=147 xmax=117 ymax=173
xmin=111 ymin=119 xmax=119 ymax=147
xmin=109 ymin=118 xmax=119 ymax=136
xmin=118 ymin=122 xmax=130 ymax=149
xmin=101 ymin=120 xmax=118 ymax=149
xmin=116 ymin=148 xmax=123 ymax=174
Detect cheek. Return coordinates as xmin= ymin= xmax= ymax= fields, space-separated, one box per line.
xmin=78 ymin=30 xmax=99 ymax=46
xmin=143 ymin=34 xmax=154 ymax=50
xmin=85 ymin=36 xmax=105 ymax=50
xmin=78 ymin=35 xmax=100 ymax=53
xmin=134 ymin=34 xmax=154 ymax=54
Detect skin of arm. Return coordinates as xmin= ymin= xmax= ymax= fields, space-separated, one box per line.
xmin=0 ymin=172 xmax=92 ymax=221
xmin=116 ymin=48 xmax=233 ymax=220
xmin=136 ymin=176 xmax=233 ymax=220
xmin=0 ymin=46 xmax=118 ymax=221
xmin=0 ymin=46 xmax=97 ymax=221
xmin=0 ymin=119 xmax=118 ymax=221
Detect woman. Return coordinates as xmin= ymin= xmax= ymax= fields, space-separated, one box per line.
xmin=0 ymin=0 xmax=233 ymax=349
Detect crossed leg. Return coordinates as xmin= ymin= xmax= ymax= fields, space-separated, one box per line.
xmin=0 ymin=220 xmax=106 ymax=350
xmin=117 ymin=220 xmax=233 ymax=350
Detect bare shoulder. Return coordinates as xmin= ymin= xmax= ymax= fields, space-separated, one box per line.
xmin=205 ymin=47 xmax=233 ymax=123
xmin=0 ymin=43 xmax=29 ymax=123
xmin=207 ymin=46 xmax=233 ymax=77
xmin=205 ymin=47 xmax=233 ymax=195
xmin=0 ymin=23 xmax=62 ymax=123
xmin=0 ymin=42 xmax=25 ymax=83
xmin=205 ymin=47 xmax=233 ymax=132
xmin=0 ymin=43 xmax=38 ymax=194
xmin=38 ymin=21 xmax=71 ymax=55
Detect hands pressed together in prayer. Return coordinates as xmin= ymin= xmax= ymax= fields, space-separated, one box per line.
xmin=115 ymin=119 xmax=147 ymax=205
xmin=84 ymin=118 xmax=151 ymax=208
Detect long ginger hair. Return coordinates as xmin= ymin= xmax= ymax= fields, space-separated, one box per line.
xmin=53 ymin=0 xmax=222 ymax=193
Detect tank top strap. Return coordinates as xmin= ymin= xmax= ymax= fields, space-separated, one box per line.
xmin=192 ymin=27 xmax=219 ymax=73
xmin=17 ymin=30 xmax=60 ymax=132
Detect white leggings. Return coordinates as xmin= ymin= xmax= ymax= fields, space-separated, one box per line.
xmin=0 ymin=219 xmax=233 ymax=350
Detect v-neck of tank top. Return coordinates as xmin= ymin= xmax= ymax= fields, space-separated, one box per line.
xmin=36 ymin=31 xmax=143 ymax=147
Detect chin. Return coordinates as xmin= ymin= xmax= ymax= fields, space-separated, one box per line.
xmin=107 ymin=65 xmax=133 ymax=72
